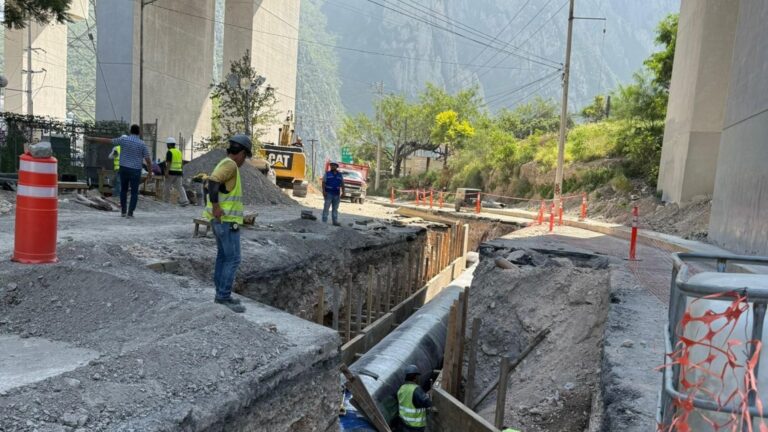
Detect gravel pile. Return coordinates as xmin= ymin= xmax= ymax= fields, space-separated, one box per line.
xmin=183 ymin=149 xmax=296 ymax=206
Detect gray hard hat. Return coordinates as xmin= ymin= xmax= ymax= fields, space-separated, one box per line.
xmin=404 ymin=364 xmax=420 ymax=376
xmin=229 ymin=134 xmax=253 ymax=157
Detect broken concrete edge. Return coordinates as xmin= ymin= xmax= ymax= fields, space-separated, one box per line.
xmin=120 ymin=300 xmax=342 ymax=431
xmin=597 ymin=267 xmax=666 ymax=431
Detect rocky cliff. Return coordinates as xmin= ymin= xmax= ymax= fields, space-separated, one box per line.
xmin=296 ymin=0 xmax=679 ymax=161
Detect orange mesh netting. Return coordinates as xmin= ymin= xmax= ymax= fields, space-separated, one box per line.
xmin=660 ymin=291 xmax=768 ymax=432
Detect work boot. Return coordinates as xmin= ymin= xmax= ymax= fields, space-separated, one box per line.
xmin=332 ymin=221 xmax=341 ymax=227
xmin=215 ymin=298 xmax=245 ymax=313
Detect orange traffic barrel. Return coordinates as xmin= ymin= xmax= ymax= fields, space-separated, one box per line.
xmin=13 ymin=152 xmax=58 ymax=263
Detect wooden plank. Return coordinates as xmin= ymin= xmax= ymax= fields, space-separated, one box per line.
xmin=341 ymin=366 xmax=393 ymax=432
xmin=454 ymin=290 xmax=468 ymax=393
xmin=345 ymin=284 xmax=352 ymax=342
xmin=367 ymin=265 xmax=374 ymax=327
xmin=464 ymin=317 xmax=481 ymax=405
xmin=316 ymin=286 xmax=325 ymax=325
xmin=341 ymin=333 xmax=367 ymax=366
xmin=385 ymin=260 xmax=392 ymax=312
xmin=472 ymin=327 xmax=550 ymax=409
xmin=362 ymin=312 xmax=396 ymax=351
xmin=332 ymin=284 xmax=340 ymax=331
xmin=429 ymin=387 xmax=499 ymax=432
xmin=494 ymin=356 xmax=511 ymax=429
xmin=356 ymin=283 xmax=364 ymax=334
xmin=442 ymin=300 xmax=459 ymax=397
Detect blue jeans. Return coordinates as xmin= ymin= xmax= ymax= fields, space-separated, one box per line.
xmin=322 ymin=194 xmax=340 ymax=223
xmin=113 ymin=170 xmax=121 ymax=198
xmin=212 ymin=220 xmax=241 ymax=300
xmin=119 ymin=167 xmax=142 ymax=215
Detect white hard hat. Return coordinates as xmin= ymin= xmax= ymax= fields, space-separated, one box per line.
xmin=166 ymin=137 xmax=176 ymax=145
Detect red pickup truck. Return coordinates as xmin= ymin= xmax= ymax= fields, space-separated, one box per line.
xmin=325 ymin=161 xmax=369 ymax=204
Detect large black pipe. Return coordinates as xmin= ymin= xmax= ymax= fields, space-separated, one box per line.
xmin=349 ymin=285 xmax=462 ymax=423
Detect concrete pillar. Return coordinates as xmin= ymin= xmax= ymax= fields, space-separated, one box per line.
xmin=709 ymin=0 xmax=768 ymax=255
xmin=95 ymin=0 xmax=215 ymax=158
xmin=656 ymin=0 xmax=739 ymax=203
xmin=222 ymin=0 xmax=301 ymax=144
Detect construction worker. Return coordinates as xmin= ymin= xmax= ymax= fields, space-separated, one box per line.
xmin=108 ymin=136 xmax=125 ymax=198
xmin=202 ymin=134 xmax=252 ymax=313
xmin=87 ymin=125 xmax=153 ymax=218
xmin=164 ymin=137 xmax=189 ymax=206
xmin=397 ymin=364 xmax=431 ymax=431
xmin=322 ymin=161 xmax=345 ymax=226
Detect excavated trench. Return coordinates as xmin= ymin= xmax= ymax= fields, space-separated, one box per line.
xmin=468 ymin=239 xmax=613 ymax=432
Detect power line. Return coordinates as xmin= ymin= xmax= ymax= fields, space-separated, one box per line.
xmin=147 ymin=3 xmax=548 ymax=71
xmin=493 ymin=73 xmax=562 ymax=109
xmin=365 ymin=0 xmax=561 ymax=69
xmin=483 ymin=70 xmax=562 ymax=106
xmin=461 ymin=0 xmax=532 ymax=78
xmin=474 ymin=0 xmax=561 ymax=82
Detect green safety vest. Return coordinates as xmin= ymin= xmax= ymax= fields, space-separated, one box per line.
xmin=169 ymin=147 xmax=183 ymax=172
xmin=113 ymin=146 xmax=120 ymax=171
xmin=202 ymin=158 xmax=243 ymax=224
xmin=398 ymin=383 xmax=427 ymax=428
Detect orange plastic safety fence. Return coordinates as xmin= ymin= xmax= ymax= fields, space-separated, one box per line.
xmin=660 ymin=291 xmax=768 ymax=432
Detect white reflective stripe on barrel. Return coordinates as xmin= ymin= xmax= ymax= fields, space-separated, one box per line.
xmin=19 ymin=160 xmax=57 ymax=174
xmin=17 ymin=185 xmax=58 ymax=198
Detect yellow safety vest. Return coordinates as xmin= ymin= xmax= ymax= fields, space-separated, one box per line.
xmin=113 ymin=146 xmax=120 ymax=171
xmin=169 ymin=147 xmax=183 ymax=172
xmin=203 ymin=158 xmax=243 ymax=224
xmin=398 ymin=383 xmax=427 ymax=428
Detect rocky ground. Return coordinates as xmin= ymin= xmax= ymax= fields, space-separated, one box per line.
xmin=467 ymin=238 xmax=615 ymax=432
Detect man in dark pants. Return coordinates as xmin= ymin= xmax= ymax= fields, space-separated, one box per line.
xmin=322 ymin=162 xmax=345 ymax=226
xmin=202 ymin=135 xmax=252 ymax=313
xmin=396 ymin=364 xmax=432 ymax=431
xmin=88 ymin=125 xmax=153 ymax=218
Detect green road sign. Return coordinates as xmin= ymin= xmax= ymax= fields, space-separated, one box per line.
xmin=341 ymin=147 xmax=353 ymax=163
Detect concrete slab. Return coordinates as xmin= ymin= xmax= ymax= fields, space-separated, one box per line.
xmin=0 ymin=335 xmax=99 ymax=393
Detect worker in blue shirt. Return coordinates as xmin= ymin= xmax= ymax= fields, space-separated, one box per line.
xmin=322 ymin=162 xmax=345 ymax=226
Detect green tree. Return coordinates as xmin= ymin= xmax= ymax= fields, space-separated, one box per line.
xmin=209 ymin=51 xmax=279 ymax=146
xmin=4 ymin=0 xmax=72 ymax=29
xmin=431 ymin=110 xmax=475 ymax=163
xmin=644 ymin=13 xmax=678 ymax=90
xmin=580 ymin=95 xmax=608 ymax=123
xmin=496 ymin=97 xmax=565 ymax=139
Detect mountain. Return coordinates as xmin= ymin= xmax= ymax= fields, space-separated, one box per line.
xmin=295 ymin=0 xmax=679 ymax=160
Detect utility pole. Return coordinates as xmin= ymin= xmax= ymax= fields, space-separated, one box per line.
xmin=140 ymin=0 xmax=160 ymax=155
xmin=371 ymin=81 xmax=385 ymax=191
xmin=26 ymin=22 xmax=33 ymax=116
xmin=554 ymin=0 xmax=575 ymax=209
xmin=308 ymin=138 xmax=318 ymax=179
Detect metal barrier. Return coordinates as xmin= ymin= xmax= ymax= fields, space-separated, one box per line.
xmin=659 ymin=252 xmax=768 ymax=430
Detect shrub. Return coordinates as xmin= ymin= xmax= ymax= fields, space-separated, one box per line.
xmin=610 ymin=173 xmax=633 ymax=193
xmin=568 ymin=122 xmax=622 ymax=162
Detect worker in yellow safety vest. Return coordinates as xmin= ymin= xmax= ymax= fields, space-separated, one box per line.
xmin=397 ymin=364 xmax=432 ymax=431
xmin=163 ymin=137 xmax=189 ymax=206
xmin=108 ymin=136 xmax=124 ymax=197
xmin=202 ymin=134 xmax=252 ymax=313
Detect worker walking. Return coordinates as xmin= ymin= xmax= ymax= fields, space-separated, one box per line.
xmin=108 ymin=136 xmax=124 ymax=198
xmin=397 ymin=364 xmax=432 ymax=431
xmin=163 ymin=137 xmax=189 ymax=206
xmin=202 ymin=134 xmax=252 ymax=314
xmin=87 ymin=125 xmax=153 ymax=218
xmin=322 ymin=161 xmax=345 ymax=226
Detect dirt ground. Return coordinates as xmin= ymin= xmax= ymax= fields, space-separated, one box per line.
xmin=466 ymin=237 xmax=615 ymax=432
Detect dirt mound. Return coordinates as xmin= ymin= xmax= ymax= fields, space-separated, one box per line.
xmin=583 ymin=183 xmax=711 ymax=241
xmin=468 ymin=242 xmax=610 ymax=432
xmin=183 ymin=149 xmax=296 ymax=206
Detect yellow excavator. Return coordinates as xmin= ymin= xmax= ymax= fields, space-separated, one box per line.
xmin=258 ymin=112 xmax=308 ymax=197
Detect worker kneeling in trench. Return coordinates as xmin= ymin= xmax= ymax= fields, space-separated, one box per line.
xmin=394 ymin=365 xmax=433 ymax=432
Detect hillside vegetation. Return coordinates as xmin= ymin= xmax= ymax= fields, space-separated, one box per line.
xmin=341 ymin=13 xmax=677 ymax=200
